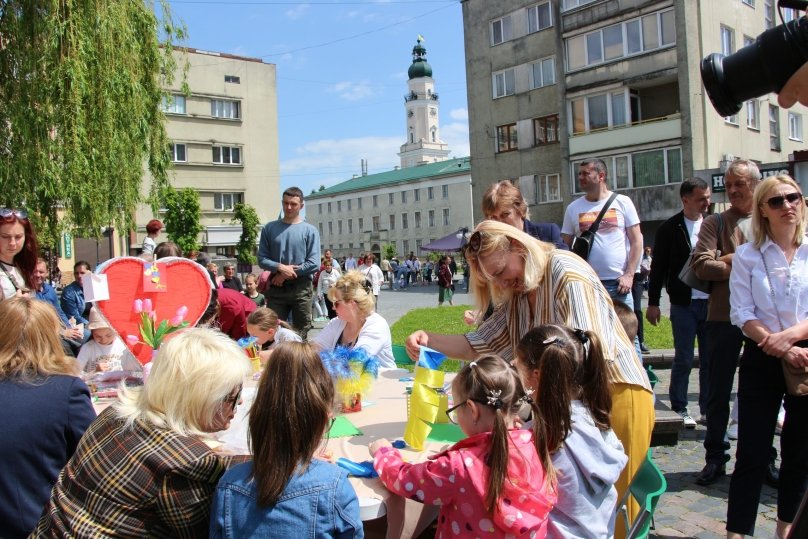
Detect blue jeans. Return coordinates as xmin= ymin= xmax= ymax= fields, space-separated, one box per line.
xmin=703 ymin=321 xmax=744 ymax=465
xmin=601 ymin=279 xmax=641 ymax=360
xmin=669 ymin=300 xmax=709 ymax=414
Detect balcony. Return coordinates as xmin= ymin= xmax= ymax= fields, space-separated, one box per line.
xmin=569 ymin=114 xmax=681 ymax=156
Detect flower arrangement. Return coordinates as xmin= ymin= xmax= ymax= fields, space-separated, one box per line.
xmin=320 ymin=346 xmax=380 ymax=412
xmin=126 ymin=299 xmax=189 ymax=351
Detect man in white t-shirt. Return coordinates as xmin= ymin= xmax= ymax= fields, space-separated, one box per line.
xmin=561 ymin=158 xmax=643 ymax=310
xmin=646 ymin=178 xmax=712 ymax=429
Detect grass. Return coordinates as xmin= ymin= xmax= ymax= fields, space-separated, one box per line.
xmin=389 ymin=305 xmax=675 ymax=371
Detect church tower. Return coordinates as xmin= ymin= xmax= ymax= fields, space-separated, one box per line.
xmin=398 ymin=37 xmax=450 ymax=168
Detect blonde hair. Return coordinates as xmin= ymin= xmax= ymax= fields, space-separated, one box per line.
xmin=327 ymin=270 xmax=375 ymax=316
xmin=247 ymin=307 xmax=293 ymax=331
xmin=481 ymin=180 xmax=529 ymax=220
xmin=0 ymin=297 xmax=79 ymax=380
xmin=467 ymin=220 xmax=552 ymax=315
xmin=752 ymin=174 xmax=807 ymax=248
xmin=114 ymin=328 xmax=251 ymax=436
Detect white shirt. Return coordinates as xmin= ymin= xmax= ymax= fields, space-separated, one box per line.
xmin=359 ymin=264 xmax=384 ymax=295
xmin=142 ymin=236 xmax=156 ymax=255
xmin=266 ymin=327 xmax=303 ymax=350
xmin=0 ymin=262 xmax=24 ymax=299
xmin=684 ymin=216 xmax=709 ymax=300
xmin=344 ymin=257 xmax=357 ymax=270
xmin=77 ymin=337 xmax=141 ymax=373
xmin=562 ymin=194 xmax=640 ymax=280
xmin=730 ymin=236 xmax=808 ymax=334
xmin=313 ymin=312 xmax=395 ymax=368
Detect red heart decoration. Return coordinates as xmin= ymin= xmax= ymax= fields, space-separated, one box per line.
xmin=94 ymin=256 xmax=212 ymax=365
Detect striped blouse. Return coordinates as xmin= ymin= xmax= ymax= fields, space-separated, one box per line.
xmin=466 ymin=250 xmax=652 ymax=392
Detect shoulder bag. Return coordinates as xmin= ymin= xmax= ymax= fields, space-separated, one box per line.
xmin=761 ymin=249 xmax=808 ymax=396
xmin=571 ymin=192 xmax=618 ymax=261
xmin=677 ymin=213 xmax=723 ymax=294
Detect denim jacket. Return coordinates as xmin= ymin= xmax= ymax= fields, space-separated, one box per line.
xmin=60 ymin=281 xmax=88 ymax=325
xmin=210 ymin=459 xmax=363 ymax=539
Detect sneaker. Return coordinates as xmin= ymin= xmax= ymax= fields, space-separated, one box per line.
xmin=678 ymin=411 xmax=697 ymax=429
xmin=640 ymin=342 xmax=651 ymax=354
xmin=727 ymin=421 xmax=738 ymax=440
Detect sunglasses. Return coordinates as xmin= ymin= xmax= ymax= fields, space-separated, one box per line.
xmin=0 ymin=208 xmax=28 ymax=221
xmin=222 ymin=385 xmax=243 ymax=409
xmin=467 ymin=231 xmax=482 ymax=254
xmin=765 ymin=192 xmax=804 ymax=210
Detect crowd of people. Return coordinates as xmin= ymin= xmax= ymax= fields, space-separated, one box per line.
xmin=2 ymin=155 xmax=808 ymax=538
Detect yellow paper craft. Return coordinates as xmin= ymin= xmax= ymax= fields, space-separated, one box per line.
xmin=404 ymin=366 xmax=449 ymax=450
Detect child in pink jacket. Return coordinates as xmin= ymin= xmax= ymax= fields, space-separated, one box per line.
xmin=370 ymin=355 xmax=556 ymax=537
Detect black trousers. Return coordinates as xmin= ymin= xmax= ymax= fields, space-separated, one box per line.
xmin=726 ymin=341 xmax=808 ymax=535
xmin=703 ymin=321 xmax=744 ymax=464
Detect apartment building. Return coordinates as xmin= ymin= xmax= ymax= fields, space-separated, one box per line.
xmin=461 ymin=0 xmax=808 ymax=237
xmin=135 ymin=48 xmax=280 ymax=256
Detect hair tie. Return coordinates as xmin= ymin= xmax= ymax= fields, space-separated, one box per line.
xmin=469 ymin=360 xmax=478 ymax=369
xmin=486 ymin=389 xmax=503 ymax=410
xmin=518 ymin=387 xmax=534 ymax=405
xmin=573 ymin=329 xmax=589 ymax=344
xmin=542 ymin=336 xmax=567 ymax=348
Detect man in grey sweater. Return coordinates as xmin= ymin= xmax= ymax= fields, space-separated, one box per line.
xmin=258 ymin=187 xmax=320 ymax=340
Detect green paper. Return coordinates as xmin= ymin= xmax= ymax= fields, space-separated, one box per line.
xmin=328 ymin=415 xmax=362 ymax=438
xmin=426 ymin=423 xmax=466 ymax=443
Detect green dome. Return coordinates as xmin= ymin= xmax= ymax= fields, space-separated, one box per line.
xmin=408 ymin=40 xmax=432 ymax=79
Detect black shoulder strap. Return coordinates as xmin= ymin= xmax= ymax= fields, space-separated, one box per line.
xmin=588 ymin=192 xmax=618 ymax=236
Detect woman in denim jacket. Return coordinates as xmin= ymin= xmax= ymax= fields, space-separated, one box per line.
xmin=210 ymin=342 xmax=363 ymax=538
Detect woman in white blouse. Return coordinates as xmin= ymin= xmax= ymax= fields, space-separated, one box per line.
xmin=728 ymin=174 xmax=808 ymax=539
xmin=313 ymin=270 xmax=395 ymax=368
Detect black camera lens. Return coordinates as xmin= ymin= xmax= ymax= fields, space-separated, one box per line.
xmin=702 ymin=17 xmax=808 ymax=117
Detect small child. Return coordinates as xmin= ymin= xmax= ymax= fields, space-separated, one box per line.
xmin=246 ymin=307 xmax=302 ymax=366
xmin=210 ymin=342 xmax=362 ymax=537
xmin=244 ymin=273 xmax=266 ymax=307
xmin=370 ymin=355 xmax=556 ymax=538
xmin=77 ymin=308 xmax=140 ymax=374
xmin=515 ymin=325 xmax=627 ymax=539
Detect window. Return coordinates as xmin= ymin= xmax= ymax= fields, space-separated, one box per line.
xmin=536 ymin=174 xmax=561 ymax=203
xmin=770 ymin=104 xmax=781 ymax=151
xmin=403 ymin=240 xmax=410 ymax=254
xmin=789 ymin=112 xmax=803 ymax=141
xmin=401 ymin=191 xmax=407 ymax=203
xmin=357 ymin=197 xmax=362 ymax=209
xmin=428 ymin=187 xmax=434 ymax=200
xmin=562 ymin=0 xmax=598 ymax=9
xmin=224 ymin=75 xmax=241 ymax=84
xmin=389 ymin=214 xmax=396 ymax=230
xmin=571 ymin=147 xmax=682 ymax=192
xmin=746 ymin=100 xmax=760 ymax=129
xmin=415 ymin=211 xmax=421 ymax=228
xmin=328 ymin=222 xmax=333 ymax=235
xmin=214 ymin=192 xmax=243 ymax=211
xmin=318 ymin=203 xmax=322 ymax=215
xmin=414 ymin=189 xmax=420 ymax=202
xmin=442 ymin=185 xmax=449 ymax=198
xmin=338 ymin=221 xmax=343 ymax=234
xmin=530 ymin=57 xmax=556 ymax=89
xmin=565 ymin=8 xmax=675 ymax=71
xmin=337 ymin=201 xmax=342 ymax=212
xmin=358 ymin=217 xmax=364 ymax=230
xmin=318 ymin=223 xmax=324 ymax=236
xmin=493 ymin=68 xmax=516 ymax=98
xmin=402 ymin=213 xmax=408 ymax=229
xmin=161 ymin=94 xmax=186 ymax=114
xmin=347 ymin=199 xmax=351 ymax=211
xmin=742 ymin=0 xmax=754 ymax=6
xmin=765 ymin=0 xmax=774 ymax=28
xmin=527 ymin=2 xmax=552 ymax=33
xmin=348 ymin=219 xmax=353 ymax=233
xmin=442 ymin=208 xmax=450 ymax=226
xmin=570 ymin=90 xmax=628 ymax=134
xmin=388 ymin=193 xmax=394 ymax=205
xmin=170 ymin=143 xmax=186 ymax=162
xmin=372 ymin=216 xmax=380 ymax=232
xmin=720 ymin=25 xmax=735 ymax=56
xmin=211 ymin=99 xmax=240 ymax=119
xmin=373 ymin=195 xmax=378 ymax=207
xmin=416 ymin=239 xmax=423 ymax=252
xmin=534 ymin=115 xmax=559 ymax=145
xmin=496 ymin=123 xmax=518 ymax=152
xmin=491 ymin=15 xmax=512 ymax=45
xmin=725 ymin=113 xmax=739 ymax=125
xmin=328 ymin=202 xmax=332 ymax=213
xmin=428 ymin=210 xmax=435 ymax=227
xmin=212 ymin=146 xmax=241 ymax=165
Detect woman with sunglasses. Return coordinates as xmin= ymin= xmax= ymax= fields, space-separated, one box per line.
xmin=405 ymin=219 xmax=653 ymax=537
xmin=33 ymin=328 xmax=251 ymax=537
xmin=210 ymin=341 xmax=362 ymax=537
xmin=0 ymin=208 xmax=38 ymax=300
xmin=313 ymin=270 xmax=395 ymax=368
xmin=726 ymin=175 xmax=808 ymax=539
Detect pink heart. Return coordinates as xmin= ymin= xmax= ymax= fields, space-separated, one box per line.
xmin=94 ymin=257 xmax=212 ymax=364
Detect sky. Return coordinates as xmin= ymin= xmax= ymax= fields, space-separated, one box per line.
xmin=165 ymin=0 xmax=470 ymax=197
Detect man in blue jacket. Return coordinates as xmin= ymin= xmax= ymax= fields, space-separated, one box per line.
xmin=60 ymin=260 xmax=91 ymax=326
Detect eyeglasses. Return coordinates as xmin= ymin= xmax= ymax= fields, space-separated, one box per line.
xmin=467 ymin=231 xmax=482 ymax=254
xmin=765 ymin=192 xmax=804 ymax=210
xmin=223 ymin=385 xmax=243 ymax=410
xmin=0 ymin=208 xmax=28 ymax=221
xmin=445 ymin=398 xmax=489 ymax=424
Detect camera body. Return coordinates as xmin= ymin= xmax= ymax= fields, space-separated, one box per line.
xmin=701 ymin=16 xmax=808 ymax=116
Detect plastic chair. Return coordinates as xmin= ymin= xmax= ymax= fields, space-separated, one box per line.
xmin=616 ymin=450 xmax=667 ymax=539
xmin=645 ymin=365 xmax=659 ymax=389
xmin=392 ymin=344 xmax=411 ymax=368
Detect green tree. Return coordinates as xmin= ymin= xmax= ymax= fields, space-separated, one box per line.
xmin=382 ymin=243 xmax=397 ymax=261
xmin=162 ymin=187 xmax=201 ymax=254
xmin=0 ymin=1 xmax=186 ymax=245
xmin=233 ymin=203 xmax=260 ymax=267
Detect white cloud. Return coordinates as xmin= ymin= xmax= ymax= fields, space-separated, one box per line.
xmin=449 ymin=108 xmax=468 ymax=121
xmin=441 ymin=121 xmax=470 ymax=158
xmin=329 ymin=80 xmax=376 ymax=101
xmin=282 ymin=136 xmax=402 ymax=183
xmin=285 ymin=4 xmax=309 ymax=20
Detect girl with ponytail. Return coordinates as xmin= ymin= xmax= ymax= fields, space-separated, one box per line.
xmin=516 ymin=324 xmax=628 ymax=539
xmin=370 ymin=355 xmax=556 ymax=537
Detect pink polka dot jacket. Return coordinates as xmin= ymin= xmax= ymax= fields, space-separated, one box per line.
xmin=373 ymin=430 xmax=556 ymax=538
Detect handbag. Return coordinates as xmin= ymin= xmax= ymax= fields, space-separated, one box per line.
xmin=571 ymin=193 xmax=617 ymax=261
xmin=761 ymin=250 xmax=808 ymax=397
xmin=676 ymin=214 xmax=723 ymax=294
